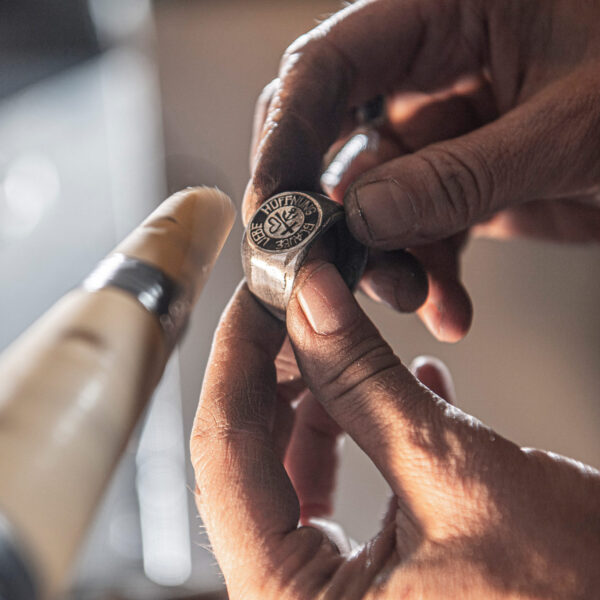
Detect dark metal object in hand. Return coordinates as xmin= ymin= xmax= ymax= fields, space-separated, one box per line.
xmin=241 ymin=191 xmax=367 ymax=320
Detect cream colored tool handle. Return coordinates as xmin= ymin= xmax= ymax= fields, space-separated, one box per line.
xmin=0 ymin=187 xmax=235 ymax=599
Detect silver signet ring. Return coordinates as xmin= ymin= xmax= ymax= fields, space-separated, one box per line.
xmin=241 ymin=191 xmax=367 ymax=320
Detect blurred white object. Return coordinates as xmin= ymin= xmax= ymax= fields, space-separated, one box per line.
xmin=0 ymin=154 xmax=60 ymax=240
xmin=89 ymin=0 xmax=152 ymax=44
xmin=136 ymin=355 xmax=192 ymax=587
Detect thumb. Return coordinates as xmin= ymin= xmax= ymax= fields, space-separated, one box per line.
xmin=345 ymin=76 xmax=600 ymax=249
xmin=286 ymin=261 xmax=525 ymax=538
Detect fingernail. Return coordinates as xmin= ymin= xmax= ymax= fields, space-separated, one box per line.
xmin=304 ymin=517 xmax=354 ymax=555
xmin=321 ymin=158 xmax=345 ymax=192
xmin=409 ymin=355 xmax=456 ymax=403
xmin=297 ymin=263 xmax=359 ymax=335
xmin=349 ymin=180 xmax=415 ymax=243
xmin=321 ymin=132 xmax=372 ymax=192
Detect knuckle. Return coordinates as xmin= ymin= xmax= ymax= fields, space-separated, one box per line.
xmin=259 ymin=78 xmax=279 ymax=103
xmin=417 ymin=143 xmax=494 ymax=231
xmin=191 ymin=407 xmax=269 ymax=482
xmin=253 ymin=78 xmax=280 ymax=121
xmin=318 ymin=332 xmax=400 ymax=410
xmin=281 ymin=25 xmax=339 ymax=70
xmin=279 ymin=35 xmax=320 ymax=86
xmin=191 ymin=401 xmax=266 ymax=449
xmin=282 ymin=32 xmax=313 ymax=63
xmin=279 ymin=33 xmax=354 ymax=101
xmin=350 ymin=177 xmax=423 ymax=248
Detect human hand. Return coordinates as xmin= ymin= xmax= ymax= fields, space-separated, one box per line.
xmin=245 ymin=0 xmax=600 ymax=342
xmin=191 ymin=262 xmax=600 ymax=599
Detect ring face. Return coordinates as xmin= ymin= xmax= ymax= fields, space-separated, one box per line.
xmin=247 ymin=192 xmax=323 ymax=253
xmin=242 ymin=191 xmax=368 ymax=321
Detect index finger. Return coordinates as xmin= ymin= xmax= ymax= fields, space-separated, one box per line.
xmin=191 ymin=284 xmax=342 ymax=596
xmin=244 ymin=0 xmax=481 ymax=221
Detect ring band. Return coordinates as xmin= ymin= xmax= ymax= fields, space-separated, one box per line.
xmin=241 ymin=191 xmax=367 ymax=320
xmin=82 ymin=254 xmax=190 ymax=340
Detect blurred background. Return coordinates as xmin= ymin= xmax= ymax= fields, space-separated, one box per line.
xmin=0 ymin=1 xmax=599 ymax=598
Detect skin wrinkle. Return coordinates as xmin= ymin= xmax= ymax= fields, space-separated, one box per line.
xmin=416 ymin=152 xmax=467 ymax=235
xmin=316 ymin=335 xmax=399 ymax=395
xmin=319 ymin=524 xmax=398 ymax=600
xmin=350 ymin=177 xmax=422 ymax=245
xmin=426 ymin=144 xmax=492 ymax=228
xmin=192 ymin=414 xmax=271 ymax=481
xmin=275 ymin=527 xmax=347 ymax=600
xmin=348 ymin=185 xmax=377 ymax=243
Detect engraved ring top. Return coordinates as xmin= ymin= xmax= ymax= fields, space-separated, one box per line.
xmin=247 ymin=192 xmax=323 ymax=252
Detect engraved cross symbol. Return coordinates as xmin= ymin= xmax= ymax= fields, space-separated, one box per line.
xmin=267 ymin=207 xmax=301 ymax=236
